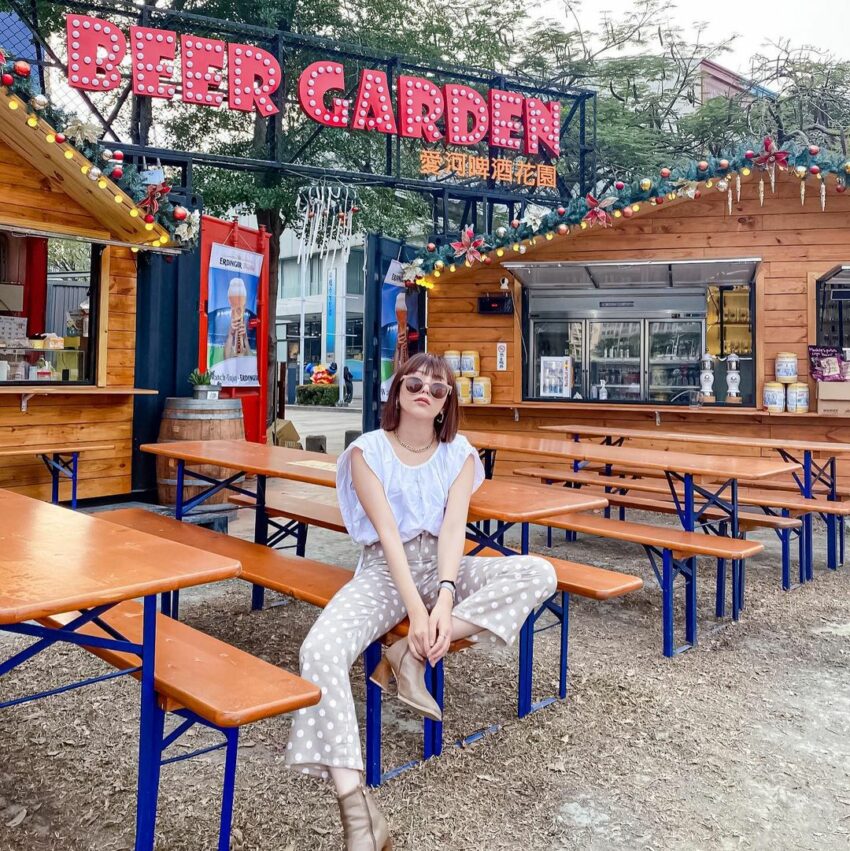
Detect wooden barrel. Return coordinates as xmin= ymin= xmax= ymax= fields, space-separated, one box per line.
xmin=155 ymin=397 xmax=245 ymax=506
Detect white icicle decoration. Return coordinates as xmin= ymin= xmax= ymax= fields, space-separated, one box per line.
xmin=759 ymin=177 xmax=765 ymax=207
xmin=821 ymin=179 xmax=827 ymax=212
xmin=736 ymin=173 xmax=741 ymax=203
xmin=728 ymin=187 xmax=733 ymax=214
xmin=801 ymin=177 xmax=806 ymax=206
xmin=769 ymin=162 xmax=776 ymax=193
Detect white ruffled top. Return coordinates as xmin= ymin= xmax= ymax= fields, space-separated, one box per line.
xmin=336 ymin=428 xmax=485 ymax=547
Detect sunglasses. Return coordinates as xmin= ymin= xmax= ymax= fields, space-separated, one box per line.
xmin=401 ymin=375 xmax=452 ymax=400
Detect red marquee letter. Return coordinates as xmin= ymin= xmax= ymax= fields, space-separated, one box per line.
xmin=129 ymin=26 xmax=176 ymax=99
xmin=228 ymin=43 xmax=281 ymax=117
xmin=443 ymin=84 xmax=488 ymax=146
xmin=524 ymin=97 xmax=560 ymax=157
xmin=181 ymin=35 xmax=225 ymax=107
xmin=351 ymin=70 xmax=398 ymax=134
xmin=397 ymin=76 xmax=444 ymax=142
xmin=65 ymin=14 xmax=126 ymax=92
xmin=297 ymin=61 xmax=350 ymax=127
xmin=489 ymin=90 xmax=524 ymax=150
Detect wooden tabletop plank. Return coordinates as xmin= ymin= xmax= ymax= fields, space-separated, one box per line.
xmin=141 ymin=440 xmax=338 ymax=487
xmin=539 ymin=424 xmax=850 ymax=456
xmin=142 ymin=438 xmax=607 ymax=520
xmin=0 ymin=444 xmax=114 ymax=457
xmin=0 ymin=491 xmax=240 ymax=624
xmin=462 ymin=430 xmax=801 ymax=481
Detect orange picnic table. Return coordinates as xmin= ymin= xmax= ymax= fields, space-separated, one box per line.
xmin=0 ymin=490 xmax=240 ymax=851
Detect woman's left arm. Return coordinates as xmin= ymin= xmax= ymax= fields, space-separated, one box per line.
xmin=428 ymin=454 xmax=475 ymax=665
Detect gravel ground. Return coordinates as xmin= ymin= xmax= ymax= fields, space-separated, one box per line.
xmin=1 ymin=507 xmax=849 ymax=851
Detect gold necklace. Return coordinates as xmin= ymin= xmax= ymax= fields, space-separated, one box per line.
xmin=393 ymin=430 xmax=435 ymax=454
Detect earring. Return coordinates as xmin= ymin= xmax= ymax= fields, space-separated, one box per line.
xmin=436 ymin=412 xmax=444 ymax=425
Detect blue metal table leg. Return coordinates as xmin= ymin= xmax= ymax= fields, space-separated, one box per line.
xmin=661 ymin=549 xmax=674 ymax=658
xmin=780 ymin=515 xmax=791 ymax=592
xmin=715 ymin=558 xmax=726 ymax=618
xmin=558 ymin=592 xmax=570 ymax=699
xmin=364 ymin=643 xmax=383 ymax=788
xmin=521 ymin=522 xmax=529 ymax=555
xmin=50 ymin=453 xmax=60 ymax=505
xmin=175 ymin=460 xmax=186 ymax=521
xmin=684 ymin=557 xmax=697 ymax=646
xmin=218 ymin=728 xmax=240 ymax=851
xmin=134 ymin=594 xmax=159 ymax=851
xmin=71 ymin=452 xmax=79 ymax=509
xmin=803 ymin=451 xmax=814 ymax=580
xmin=295 ymin=522 xmax=308 ymax=557
xmin=425 ymin=661 xmax=444 ymax=759
xmin=251 ymin=475 xmax=268 ymax=610
xmin=517 ymin=614 xmax=534 ymax=716
xmin=731 ymin=560 xmax=741 ymax=621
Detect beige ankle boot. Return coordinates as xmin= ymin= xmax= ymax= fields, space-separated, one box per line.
xmin=337 ymin=785 xmax=393 ymax=851
xmin=368 ymin=638 xmax=442 ymax=722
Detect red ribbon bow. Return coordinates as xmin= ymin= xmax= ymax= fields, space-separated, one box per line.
xmin=137 ymin=182 xmax=172 ymax=215
xmin=754 ymin=136 xmax=789 ymax=169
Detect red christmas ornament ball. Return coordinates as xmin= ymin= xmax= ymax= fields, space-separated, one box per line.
xmin=837 ymin=183 xmax=846 ymax=194
xmin=144 ymin=214 xmax=155 ymax=224
xmin=556 ymin=223 xmax=569 ymax=234
xmin=809 ymin=165 xmax=821 ymax=175
xmin=719 ymin=158 xmax=730 ymax=170
xmin=110 ymin=167 xmax=123 ymax=180
xmin=510 ymin=218 xmax=520 ymax=229
xmin=660 ymin=167 xmax=671 ymax=179
xmin=482 ymin=255 xmax=492 ymax=265
xmin=351 ymin=205 xmax=360 ymax=213
xmin=621 ymin=207 xmax=634 ymax=218
xmin=694 ymin=190 xmax=702 ymax=199
xmin=614 ymin=180 xmax=625 ymax=190
xmin=809 ymin=145 xmax=820 ymax=156
xmin=112 ymin=150 xmax=124 ymax=162
xmin=426 ymin=242 xmax=436 ymax=252
xmin=556 ymin=205 xmax=566 ymax=216
xmin=172 ymin=205 xmax=188 ymax=221
xmin=655 ymin=195 xmax=664 ymax=205
xmin=54 ymin=133 xmax=66 ymax=144
xmin=1 ymin=73 xmax=13 ymax=87
xmin=744 ymin=150 xmax=755 ymax=160
xmin=13 ymin=60 xmax=30 ymax=78
xmin=697 ymin=160 xmax=709 ymax=171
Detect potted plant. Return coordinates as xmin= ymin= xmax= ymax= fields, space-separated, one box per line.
xmin=188 ymin=368 xmax=221 ymax=400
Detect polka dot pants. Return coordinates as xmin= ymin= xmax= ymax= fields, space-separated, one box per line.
xmin=285 ymin=533 xmax=557 ymax=779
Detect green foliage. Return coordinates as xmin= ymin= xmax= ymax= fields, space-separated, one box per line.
xmin=296 ymin=383 xmax=339 ymax=406
xmin=188 ymin=368 xmax=213 ymax=386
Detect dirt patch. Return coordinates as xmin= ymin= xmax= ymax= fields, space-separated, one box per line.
xmin=1 ymin=513 xmax=849 ymax=850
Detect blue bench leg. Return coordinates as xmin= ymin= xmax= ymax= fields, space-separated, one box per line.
xmin=517 ymin=613 xmax=534 ymax=716
xmin=826 ymin=513 xmax=837 ymax=570
xmin=364 ymin=643 xmax=383 ymax=788
xmin=547 ymin=526 xmax=552 ymax=548
xmin=804 ymin=514 xmax=814 ymax=581
xmin=661 ymin=549 xmax=674 ymax=658
xmin=798 ymin=520 xmax=807 ymax=584
xmin=423 ymin=661 xmax=444 ymax=760
xmin=684 ymin=557 xmax=697 ymax=647
xmin=731 ymin=560 xmax=741 ymax=621
xmin=218 ymin=728 xmax=240 ymax=851
xmin=71 ymin=452 xmax=79 ymax=509
xmin=715 ymin=559 xmax=726 ymax=618
xmin=781 ymin=527 xmax=791 ymax=591
xmin=841 ymin=516 xmax=846 ymax=565
xmin=251 ymin=584 xmax=266 ymax=611
xmin=559 ymin=592 xmax=570 ymax=699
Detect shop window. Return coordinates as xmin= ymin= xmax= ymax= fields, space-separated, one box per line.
xmin=347 ymin=250 xmax=364 ymax=295
xmin=346 ymin=314 xmax=364 ymax=380
xmin=280 ymin=312 xmax=322 ymax=367
xmin=0 ymin=234 xmax=100 ymax=384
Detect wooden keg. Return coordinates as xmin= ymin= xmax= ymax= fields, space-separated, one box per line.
xmin=155 ymin=397 xmax=245 ymax=506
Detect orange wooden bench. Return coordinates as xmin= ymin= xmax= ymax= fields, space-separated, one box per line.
xmin=102 ymin=508 xmax=642 ymax=783
xmin=39 ymin=601 xmax=320 ymax=850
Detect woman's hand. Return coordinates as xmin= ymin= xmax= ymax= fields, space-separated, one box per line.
xmin=407 ymin=605 xmax=432 ymax=662
xmin=427 ymin=591 xmax=454 ymax=666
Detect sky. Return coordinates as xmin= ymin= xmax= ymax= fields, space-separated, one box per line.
xmin=539 ymin=0 xmax=850 ymax=76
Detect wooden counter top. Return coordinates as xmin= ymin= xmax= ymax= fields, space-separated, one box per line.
xmin=460 ymin=401 xmax=835 ymax=418
xmin=0 ymin=386 xmax=158 ymax=395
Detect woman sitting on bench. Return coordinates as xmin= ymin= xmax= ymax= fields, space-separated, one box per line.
xmin=285 ymin=352 xmax=556 ymax=850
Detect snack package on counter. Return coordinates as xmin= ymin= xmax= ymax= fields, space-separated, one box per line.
xmin=809 ymin=345 xmax=844 ymax=381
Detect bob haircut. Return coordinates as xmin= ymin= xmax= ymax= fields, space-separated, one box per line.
xmin=381 ymin=352 xmax=459 ymax=442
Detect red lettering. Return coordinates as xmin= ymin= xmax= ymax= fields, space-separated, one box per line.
xmin=181 ymin=35 xmax=225 ymax=106
xmin=523 ymin=97 xmax=560 ymax=157
xmin=129 ymin=26 xmax=176 ymax=100
xmin=65 ymin=14 xmax=126 ymax=92
xmin=297 ymin=61 xmax=350 ymax=127
xmin=228 ymin=43 xmax=281 ymax=116
xmin=489 ymin=90 xmax=524 ymax=150
xmin=351 ymin=70 xmax=398 ymax=134
xmin=443 ymin=84 xmax=488 ymax=146
xmin=397 ymin=76 xmax=444 ymax=142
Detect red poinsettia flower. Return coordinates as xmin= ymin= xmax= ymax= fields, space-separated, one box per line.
xmin=582 ymin=193 xmax=615 ymax=227
xmin=450 ymin=226 xmax=485 ymax=264
xmin=754 ymin=136 xmax=789 ymax=169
